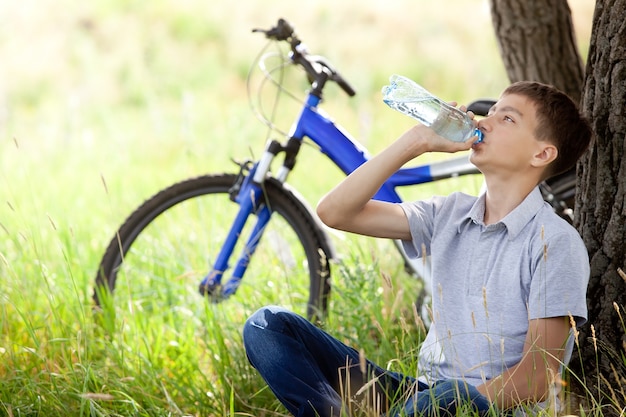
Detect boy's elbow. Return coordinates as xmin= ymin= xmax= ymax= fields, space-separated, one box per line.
xmin=317 ymin=195 xmax=353 ymax=230
xmin=316 ymin=198 xmax=339 ymax=228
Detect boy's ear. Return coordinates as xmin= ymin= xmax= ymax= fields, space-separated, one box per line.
xmin=532 ymin=144 xmax=558 ymax=168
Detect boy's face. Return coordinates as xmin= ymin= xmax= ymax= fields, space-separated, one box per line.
xmin=470 ymin=93 xmax=548 ymax=179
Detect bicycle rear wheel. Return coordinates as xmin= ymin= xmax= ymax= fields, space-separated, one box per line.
xmin=541 ymin=167 xmax=576 ymax=223
xmin=94 ymin=174 xmax=332 ymax=323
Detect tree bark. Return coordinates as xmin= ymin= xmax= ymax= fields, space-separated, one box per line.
xmin=574 ymin=0 xmax=626 ymax=413
xmin=489 ymin=0 xmax=585 ymax=101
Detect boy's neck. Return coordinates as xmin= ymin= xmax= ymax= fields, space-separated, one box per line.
xmin=482 ymin=176 xmax=539 ymax=225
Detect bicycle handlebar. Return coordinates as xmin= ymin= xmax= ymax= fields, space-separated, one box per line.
xmin=253 ymin=18 xmax=356 ymax=97
xmin=252 ymin=18 xmax=497 ymax=115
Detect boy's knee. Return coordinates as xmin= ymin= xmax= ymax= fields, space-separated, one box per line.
xmin=243 ymin=305 xmax=292 ymax=348
xmin=245 ymin=305 xmax=289 ymax=330
xmin=243 ymin=305 xmax=302 ymax=370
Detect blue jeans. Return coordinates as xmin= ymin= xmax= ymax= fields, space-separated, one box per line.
xmin=243 ymin=305 xmax=491 ymax=417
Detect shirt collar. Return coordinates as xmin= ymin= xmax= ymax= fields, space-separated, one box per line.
xmin=459 ymin=187 xmax=545 ymax=238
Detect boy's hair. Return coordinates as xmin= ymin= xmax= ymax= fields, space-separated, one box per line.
xmin=502 ymin=81 xmax=593 ymax=179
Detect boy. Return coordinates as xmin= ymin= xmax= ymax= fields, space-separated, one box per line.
xmin=243 ymin=81 xmax=592 ymax=416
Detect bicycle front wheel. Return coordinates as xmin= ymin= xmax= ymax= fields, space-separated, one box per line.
xmin=94 ymin=174 xmax=332 ymax=323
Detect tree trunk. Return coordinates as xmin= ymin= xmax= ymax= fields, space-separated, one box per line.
xmin=574 ymin=0 xmax=626 ymax=413
xmin=489 ymin=0 xmax=585 ymax=101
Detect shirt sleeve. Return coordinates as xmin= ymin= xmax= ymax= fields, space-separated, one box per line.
xmin=398 ymin=197 xmax=441 ymax=259
xmin=527 ymin=229 xmax=590 ymax=326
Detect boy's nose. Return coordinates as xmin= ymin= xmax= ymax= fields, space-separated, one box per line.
xmin=477 ymin=119 xmax=489 ymax=132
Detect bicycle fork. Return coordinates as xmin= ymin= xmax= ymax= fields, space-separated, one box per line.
xmin=198 ymin=137 xmax=302 ymax=301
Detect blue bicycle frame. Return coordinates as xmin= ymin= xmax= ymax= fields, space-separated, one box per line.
xmin=199 ymin=91 xmax=479 ymax=298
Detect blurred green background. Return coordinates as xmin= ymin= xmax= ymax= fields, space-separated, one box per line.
xmin=0 ymin=0 xmax=595 ymax=415
xmin=0 ymin=0 xmax=593 ymax=246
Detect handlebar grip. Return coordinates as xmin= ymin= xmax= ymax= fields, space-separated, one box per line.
xmin=467 ymin=99 xmax=495 ymax=117
xmin=337 ymin=77 xmax=356 ymax=97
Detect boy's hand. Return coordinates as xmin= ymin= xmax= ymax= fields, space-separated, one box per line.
xmin=396 ymin=103 xmax=478 ymax=157
xmin=398 ymin=125 xmax=475 ymax=157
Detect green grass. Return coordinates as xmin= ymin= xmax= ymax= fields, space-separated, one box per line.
xmin=0 ymin=0 xmax=602 ymax=416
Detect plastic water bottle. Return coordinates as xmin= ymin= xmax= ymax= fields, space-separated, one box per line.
xmin=382 ymin=74 xmax=483 ymax=143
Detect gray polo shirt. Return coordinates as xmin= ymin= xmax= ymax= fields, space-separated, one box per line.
xmin=400 ymin=187 xmax=589 ymax=387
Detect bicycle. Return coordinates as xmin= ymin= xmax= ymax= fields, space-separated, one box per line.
xmin=93 ymin=18 xmax=576 ymax=322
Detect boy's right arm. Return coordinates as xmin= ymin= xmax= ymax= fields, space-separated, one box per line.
xmin=316 ymin=124 xmax=473 ymax=240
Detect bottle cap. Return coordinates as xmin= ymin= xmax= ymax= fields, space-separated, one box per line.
xmin=473 ymin=129 xmax=484 ymax=144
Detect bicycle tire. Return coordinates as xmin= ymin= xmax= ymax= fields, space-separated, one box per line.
xmin=94 ymin=174 xmax=332 ymax=322
xmin=541 ymin=167 xmax=576 ymax=223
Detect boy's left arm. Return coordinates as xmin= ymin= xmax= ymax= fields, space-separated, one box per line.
xmin=475 ymin=316 xmax=571 ymax=410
